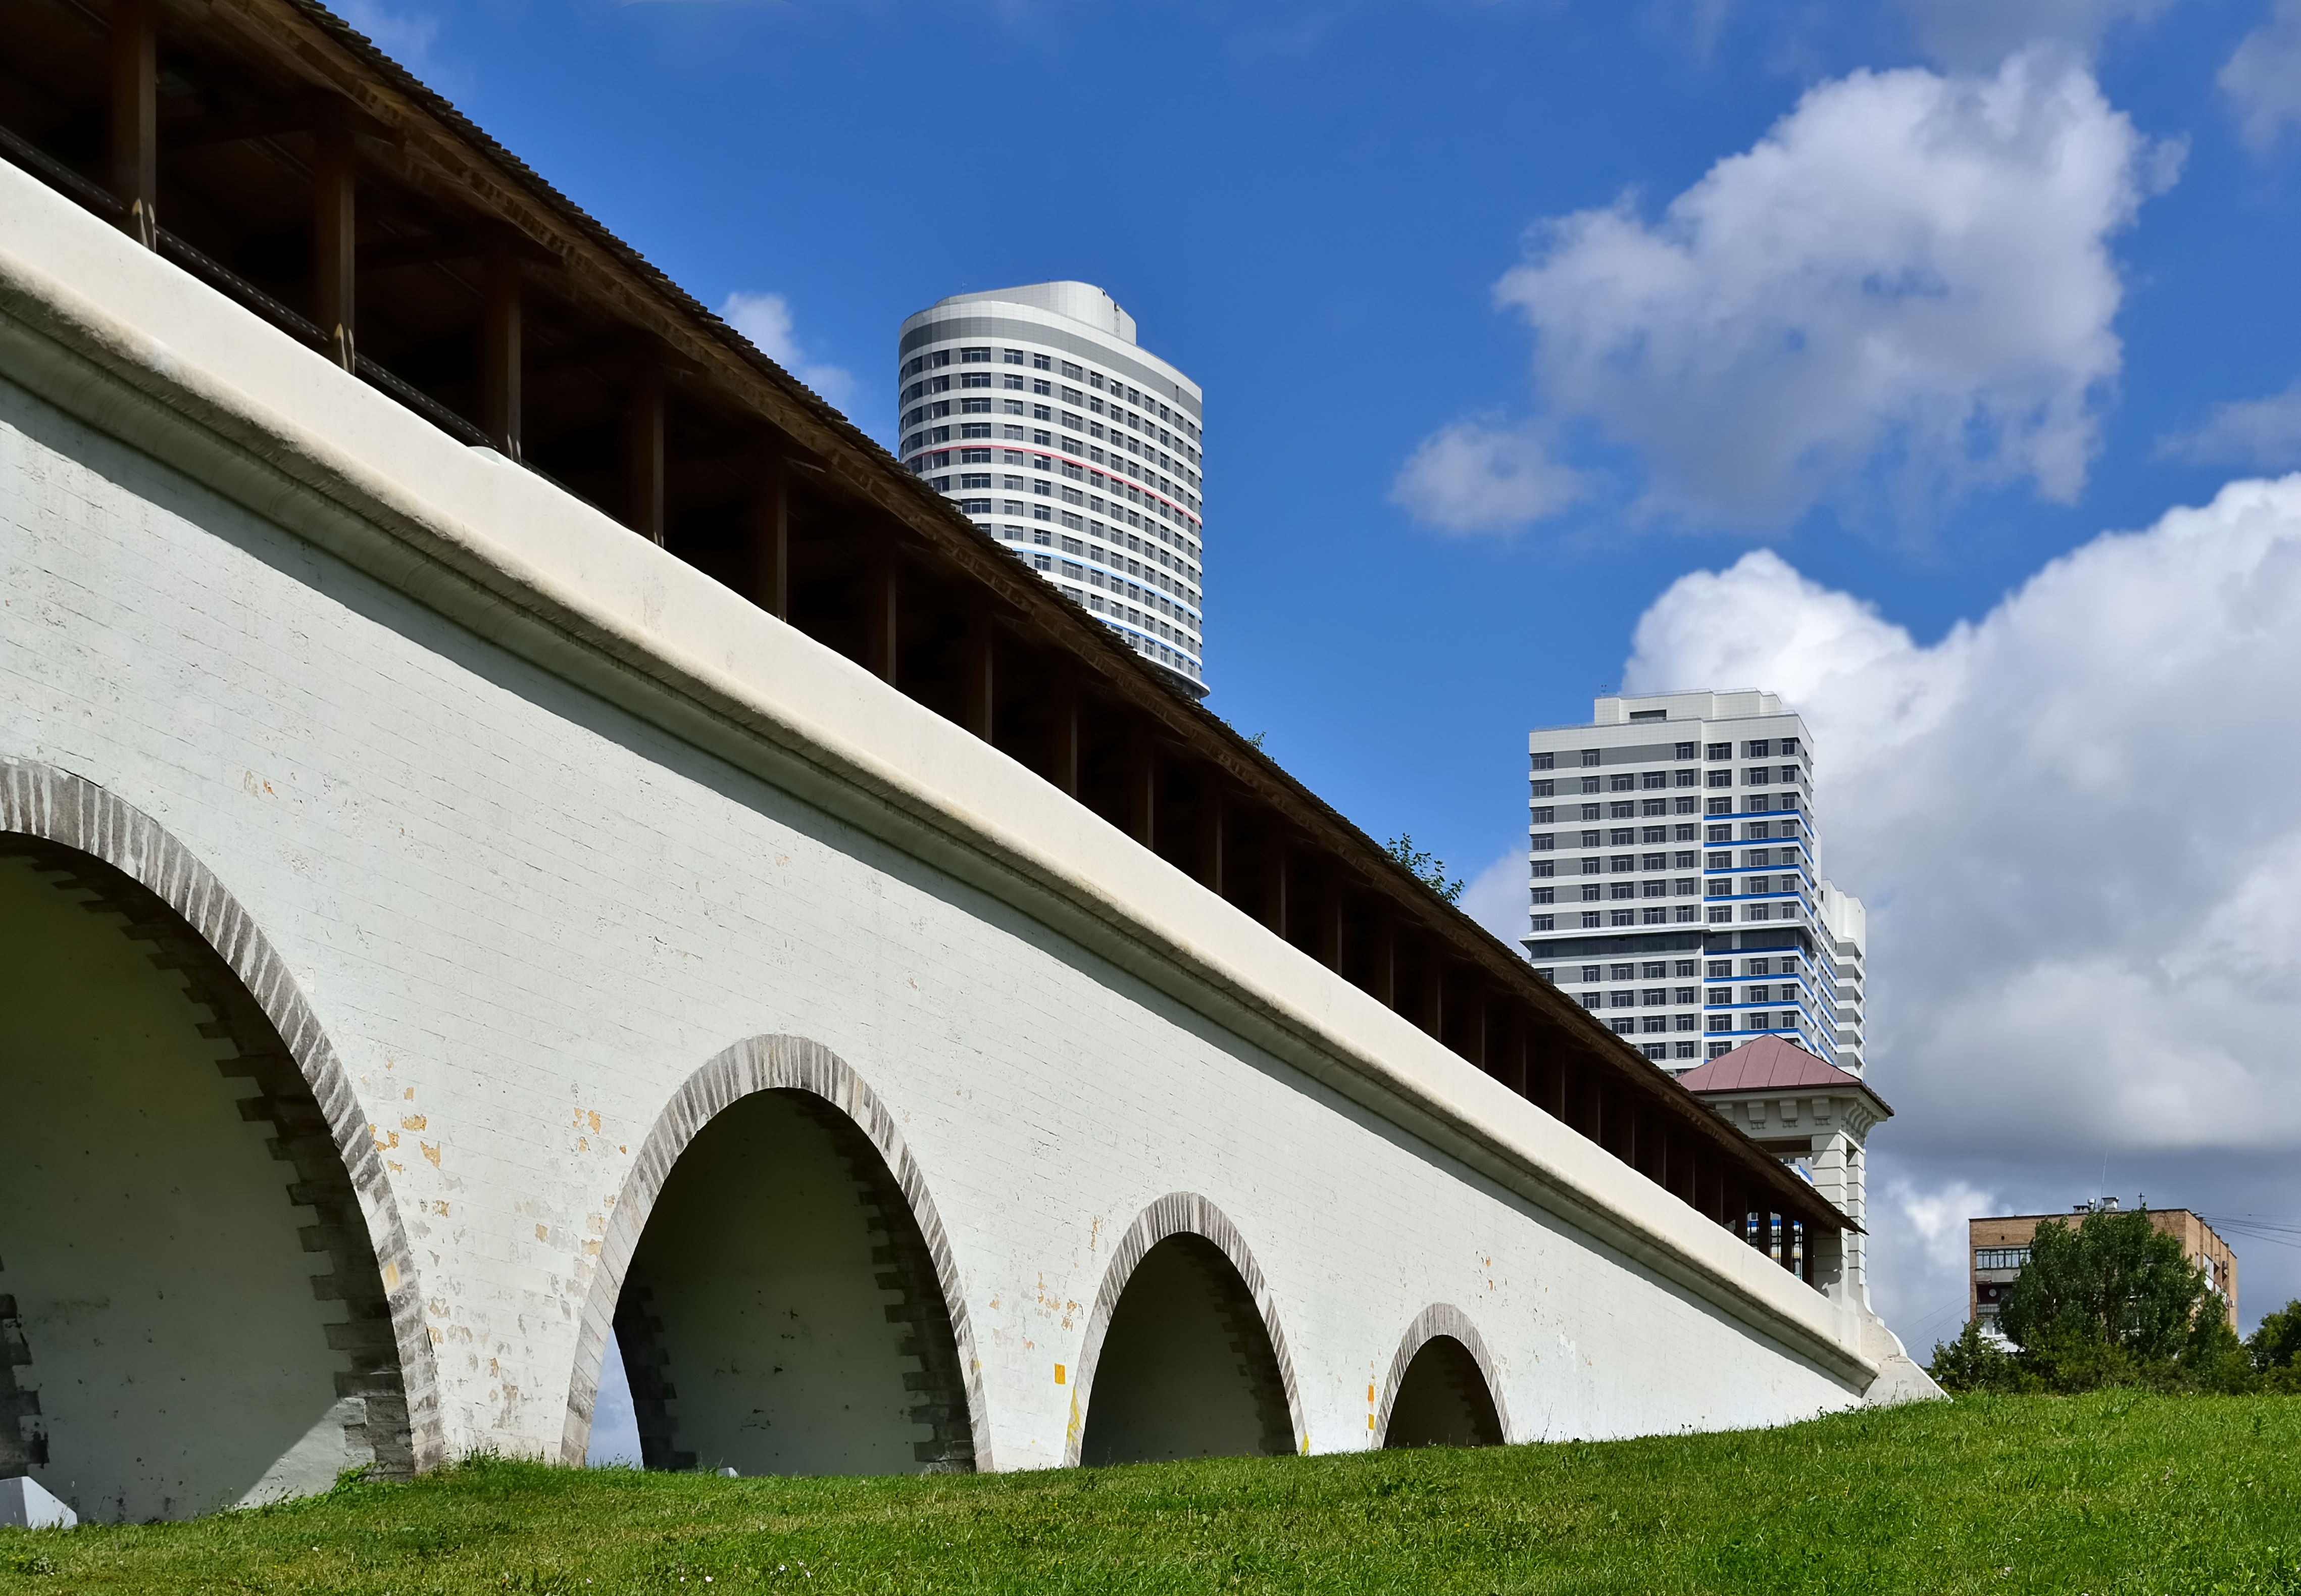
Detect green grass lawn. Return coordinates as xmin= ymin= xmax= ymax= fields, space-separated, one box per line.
xmin=5 ymin=1393 xmax=2298 ymax=1594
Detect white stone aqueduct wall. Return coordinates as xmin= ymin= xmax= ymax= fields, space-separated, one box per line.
xmin=0 ymin=162 xmax=1894 ymax=1482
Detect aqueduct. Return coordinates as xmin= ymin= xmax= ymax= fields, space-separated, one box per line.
xmin=0 ymin=0 xmax=1929 ymax=1523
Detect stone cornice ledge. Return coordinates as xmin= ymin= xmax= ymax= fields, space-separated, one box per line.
xmin=0 ymin=165 xmax=1876 ymax=1394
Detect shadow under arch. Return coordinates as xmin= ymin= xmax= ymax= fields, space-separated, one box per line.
xmin=0 ymin=758 xmax=433 ymax=1519
xmin=1375 ymin=1304 xmax=1510 ymax=1450
xmin=563 ymin=1034 xmax=991 ymax=1474
xmin=1065 ymin=1193 xmax=1306 ymax=1467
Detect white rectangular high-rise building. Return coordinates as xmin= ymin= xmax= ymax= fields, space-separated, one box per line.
xmin=1522 ymin=689 xmax=1866 ymax=1077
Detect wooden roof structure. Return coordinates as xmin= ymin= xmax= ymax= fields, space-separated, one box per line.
xmin=0 ymin=0 xmax=1849 ymax=1247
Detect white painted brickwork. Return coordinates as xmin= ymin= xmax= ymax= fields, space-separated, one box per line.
xmin=0 ymin=161 xmax=1916 ymax=1483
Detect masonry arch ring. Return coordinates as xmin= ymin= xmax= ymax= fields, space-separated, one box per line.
xmin=1063 ymin=1192 xmax=1307 ymax=1467
xmin=562 ymin=1033 xmax=993 ymax=1474
xmin=0 ymin=757 xmax=437 ymax=1514
xmin=1374 ymin=1303 xmax=1510 ymax=1450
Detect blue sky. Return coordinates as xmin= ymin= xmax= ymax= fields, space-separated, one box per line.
xmin=354 ymin=0 xmax=2301 ymax=1349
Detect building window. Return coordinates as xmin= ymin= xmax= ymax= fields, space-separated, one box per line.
xmin=1707 ymin=771 xmax=1732 ymax=788
xmin=1672 ymin=906 xmax=1698 ymax=922
xmin=1640 ymin=849 xmax=1667 ymax=867
xmin=961 ymin=346 xmax=992 ymax=363
xmin=1674 ymin=742 xmax=1697 ymax=759
xmin=1610 ymin=884 xmax=1636 ymax=901
xmin=1640 ymin=987 xmax=1668 ymax=1006
xmin=1532 ymin=833 xmax=1555 ymax=851
xmin=1580 ymin=885 xmax=1602 ymax=902
xmin=1532 ymin=914 xmax=1555 ymax=932
xmin=1033 ymin=353 xmax=1053 ymax=370
xmin=1706 ymin=827 xmax=1731 ymax=845
xmin=1745 ymin=739 xmax=1772 ymax=758
xmin=1706 ymin=743 xmax=1731 ymax=760
xmin=960 ymin=473 xmax=992 ymax=489
xmin=1609 ymin=855 xmax=1634 ymax=872
xmin=1641 ymin=799 xmax=1668 ymax=818
xmin=1581 ymin=966 xmax=1603 ymax=982
xmin=1974 ymin=1248 xmax=2031 ymax=1270
xmin=1745 ymin=822 xmax=1772 ymax=841
xmin=1610 ymin=774 xmax=1635 ymax=792
xmin=1673 ymin=878 xmax=1697 ymax=896
xmin=1581 ymin=913 xmax=1603 ymax=928
xmin=1532 ymin=807 xmax=1556 ymax=825
xmin=1640 ymin=907 xmax=1667 ymax=924
xmin=1581 ymin=777 xmax=1603 ymax=794
xmin=1674 ymin=769 xmax=1699 ymax=787
xmin=1640 ymin=881 xmax=1666 ymax=899
xmin=1610 ymin=910 xmax=1635 ymax=926
xmin=1610 ymin=803 xmax=1636 ymax=820
xmin=1609 ymin=991 xmax=1636 ymax=1008
xmin=1707 ymin=1015 xmax=1731 ymax=1033
xmin=1581 ymin=749 xmax=1602 ymax=767
xmin=1640 ymin=1016 xmax=1668 ymax=1034
xmin=1673 ymin=796 xmax=1698 ymax=815
xmin=1707 ymin=798 xmax=1731 ymax=815
xmin=1532 ymin=780 xmax=1555 ymax=799
xmin=1746 ymin=985 xmax=1771 ymax=1003
xmin=1532 ymin=886 xmax=1555 ymax=904
xmin=1532 ymin=752 xmax=1556 ymax=771
xmin=1708 ymin=907 xmax=1732 ymax=924
xmin=1745 ymin=904 xmax=1772 ymax=921
xmin=1705 ymin=882 xmax=1730 ymax=898
xmin=1709 ymin=1041 xmax=1732 ymax=1059
xmin=1641 ymin=771 xmax=1668 ymax=790
xmin=1673 ymin=1015 xmax=1698 ymax=1032
xmin=959 ymin=497 xmax=992 ymax=513
xmin=1781 ymin=737 xmax=1802 ymax=757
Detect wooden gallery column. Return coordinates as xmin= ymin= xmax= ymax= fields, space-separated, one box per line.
xmin=109 ymin=0 xmax=157 ymax=246
xmin=626 ymin=356 xmax=667 ymax=544
xmin=311 ymin=99 xmax=358 ymax=371
xmin=748 ymin=452 xmax=788 ymax=621
xmin=481 ymin=229 xmax=522 ymax=458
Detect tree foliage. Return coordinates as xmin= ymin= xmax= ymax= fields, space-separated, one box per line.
xmin=1928 ymin=1204 xmax=2250 ymax=1394
xmin=1384 ymin=834 xmax=1464 ymax=904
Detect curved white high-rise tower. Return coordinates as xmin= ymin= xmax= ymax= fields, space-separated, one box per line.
xmin=896 ymin=282 xmax=1207 ymax=697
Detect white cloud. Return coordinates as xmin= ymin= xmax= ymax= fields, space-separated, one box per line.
xmin=1391 ymin=418 xmax=1587 ymax=533
xmin=2156 ymin=379 xmax=2301 ymax=470
xmin=2221 ymin=0 xmax=2301 ymax=154
xmin=720 ymin=291 xmax=856 ymax=410
xmin=335 ymin=0 xmax=440 ymax=68
xmin=1459 ymin=844 xmax=1537 ymax=947
xmin=1495 ymin=55 xmax=2168 ymax=527
xmin=1624 ymin=477 xmax=2301 ymax=1326
xmin=1897 ymin=0 xmax=2178 ymax=68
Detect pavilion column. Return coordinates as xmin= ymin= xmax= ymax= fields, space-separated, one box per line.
xmin=312 ymin=102 xmax=358 ymax=370
xmin=864 ymin=541 xmax=898 ymax=683
xmin=109 ymin=0 xmax=157 ymax=247
xmin=481 ymin=229 xmax=523 ymax=457
xmin=748 ymin=453 xmax=789 ymax=620
xmin=626 ymin=359 xmax=667 ymax=543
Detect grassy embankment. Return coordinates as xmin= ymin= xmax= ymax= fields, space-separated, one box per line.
xmin=4 ymin=1393 xmax=2298 ymax=1594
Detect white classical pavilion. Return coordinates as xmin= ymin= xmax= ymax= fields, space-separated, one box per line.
xmin=1678 ymin=1035 xmax=1892 ymax=1309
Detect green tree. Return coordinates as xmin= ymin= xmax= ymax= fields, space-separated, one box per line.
xmin=1385 ymin=834 xmax=1464 ymax=904
xmin=1925 ymin=1318 xmax=2026 ymax=1394
xmin=1995 ymin=1205 xmax=2219 ymax=1389
xmin=2248 ymin=1299 xmax=2301 ymax=1391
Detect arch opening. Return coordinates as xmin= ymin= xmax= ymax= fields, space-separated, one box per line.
xmin=608 ymin=1088 xmax=973 ymax=1476
xmin=1077 ymin=1234 xmax=1294 ymax=1466
xmin=1382 ymin=1335 xmax=1504 ymax=1450
xmin=0 ymin=843 xmax=410 ymax=1522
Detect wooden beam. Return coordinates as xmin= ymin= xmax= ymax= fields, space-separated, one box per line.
xmin=108 ymin=0 xmax=156 ymax=247
xmin=1418 ymin=946 xmax=1444 ymax=1039
xmin=1373 ymin=912 xmax=1396 ymax=1009
xmin=865 ymin=540 xmax=898 ymax=684
xmin=749 ymin=452 xmax=788 ymax=621
xmin=481 ymin=228 xmax=521 ymax=457
xmin=963 ymin=608 xmax=994 ymax=743
xmin=625 ymin=358 xmax=666 ymax=543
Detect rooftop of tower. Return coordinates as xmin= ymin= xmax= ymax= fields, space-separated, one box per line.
xmin=927 ymin=281 xmax=1137 ymax=344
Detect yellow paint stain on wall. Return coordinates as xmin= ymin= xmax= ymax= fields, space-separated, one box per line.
xmin=1054 ymin=1363 xmax=1065 ymax=1384
xmin=534 ymin=1224 xmax=548 ymax=1242
xmin=381 ymin=1261 xmax=399 ymax=1289
xmin=420 ymin=1140 xmax=441 ymax=1167
xmin=401 ymin=1114 xmax=426 ymax=1131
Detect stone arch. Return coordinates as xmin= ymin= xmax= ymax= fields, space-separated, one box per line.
xmin=563 ymin=1034 xmax=990 ymax=1474
xmin=1375 ymin=1304 xmax=1511 ymax=1450
xmin=1065 ymin=1193 xmax=1305 ymax=1467
xmin=0 ymin=758 xmax=432 ymax=1518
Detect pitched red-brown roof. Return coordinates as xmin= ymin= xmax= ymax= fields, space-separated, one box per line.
xmin=1676 ymin=1034 xmax=1866 ymax=1094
